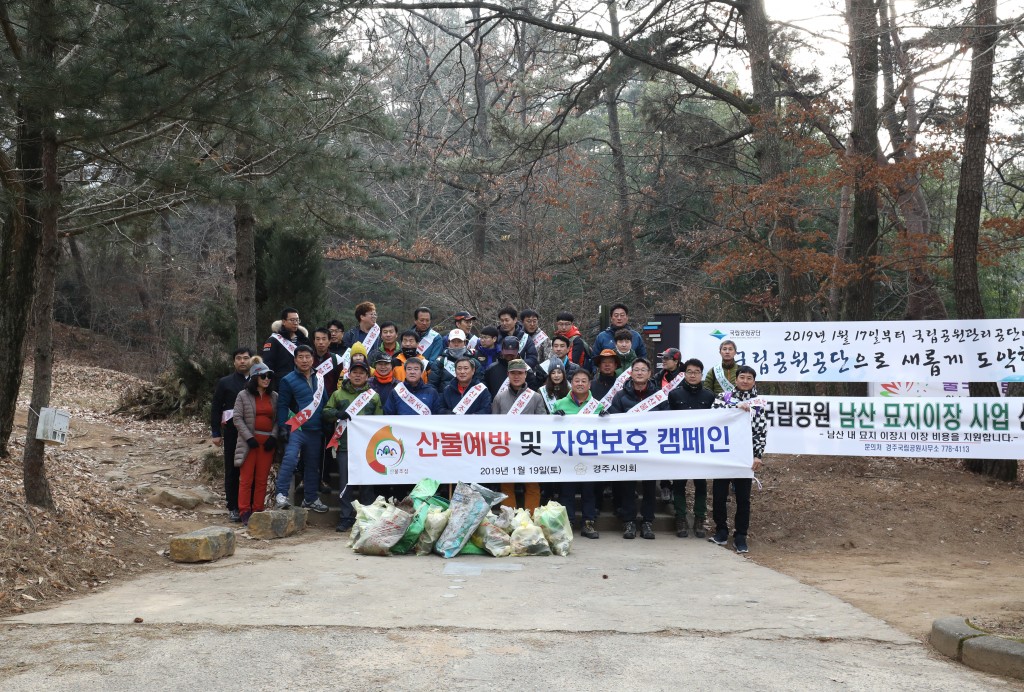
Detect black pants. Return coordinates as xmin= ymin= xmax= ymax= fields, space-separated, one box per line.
xmin=619 ymin=480 xmax=656 ymax=523
xmin=561 ymin=482 xmax=597 ymax=523
xmin=221 ymin=426 xmax=240 ymax=512
xmin=712 ymin=478 xmax=752 ymax=537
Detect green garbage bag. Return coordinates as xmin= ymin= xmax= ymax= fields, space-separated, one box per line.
xmin=391 ymin=478 xmax=447 ymax=555
xmin=533 ymin=501 xmax=573 ymax=556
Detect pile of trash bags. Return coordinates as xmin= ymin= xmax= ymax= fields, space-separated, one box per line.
xmin=349 ymin=478 xmax=573 ymax=558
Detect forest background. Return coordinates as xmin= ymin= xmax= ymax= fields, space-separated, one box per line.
xmin=2 ymin=0 xmax=1024 ymax=503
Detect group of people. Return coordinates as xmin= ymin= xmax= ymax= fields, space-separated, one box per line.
xmin=210 ymin=302 xmax=766 ymax=553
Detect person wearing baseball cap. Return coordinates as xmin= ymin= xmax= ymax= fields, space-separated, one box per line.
xmin=484 ymin=336 xmax=538 ymax=396
xmin=656 ymin=348 xmax=683 ymax=389
xmin=490 ymin=358 xmax=546 ymax=511
xmin=323 ymin=359 xmax=383 ymax=532
xmin=429 ymin=328 xmax=480 ymax=391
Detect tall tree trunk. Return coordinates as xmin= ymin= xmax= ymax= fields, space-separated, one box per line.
xmin=740 ymin=0 xmax=808 ymax=324
xmin=879 ymin=0 xmax=947 ymax=321
xmin=470 ymin=6 xmax=491 ymax=260
xmin=841 ymin=0 xmax=880 ymax=323
xmin=157 ymin=205 xmax=173 ymax=334
xmin=830 ymin=138 xmax=853 ymax=320
xmin=953 ymin=0 xmax=1010 ymax=480
xmin=22 ymin=129 xmax=59 ymax=509
xmin=605 ymin=0 xmax=642 ymax=310
xmin=19 ymin=0 xmax=60 ymax=506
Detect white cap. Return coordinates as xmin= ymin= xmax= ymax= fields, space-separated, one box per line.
xmin=448 ymin=328 xmax=467 ymax=342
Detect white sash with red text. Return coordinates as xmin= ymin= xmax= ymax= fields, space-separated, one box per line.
xmin=496 ymin=377 xmax=510 ymax=398
xmin=271 ymin=333 xmax=298 ymax=356
xmin=532 ymin=330 xmax=548 ymax=350
xmin=599 ymin=368 xmax=632 ymax=409
xmin=578 ymin=396 xmax=602 ymax=415
xmin=416 ymin=329 xmax=439 ymax=356
xmin=452 ymin=383 xmax=487 ymax=415
xmin=362 ymin=323 xmax=380 ymax=354
xmin=661 ymin=371 xmax=686 ymax=393
xmin=395 ymin=383 xmax=432 ymax=415
xmin=327 ymin=388 xmax=378 ymax=449
xmin=507 ymin=387 xmax=536 ymax=415
xmin=286 ymin=357 xmax=338 ymax=431
xmin=629 ymin=389 xmax=669 ymax=414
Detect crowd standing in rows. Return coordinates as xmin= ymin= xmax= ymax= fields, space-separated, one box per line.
xmin=210 ymin=303 xmax=766 ymax=553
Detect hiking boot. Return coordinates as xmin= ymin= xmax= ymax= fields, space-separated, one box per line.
xmin=336 ymin=521 xmax=354 ymax=533
xmin=710 ymin=528 xmax=729 ymax=545
xmin=693 ymin=517 xmax=706 ymax=539
xmin=228 ymin=510 xmax=241 ymax=523
xmin=640 ymin=522 xmax=655 ymax=540
xmin=302 ymin=498 xmax=330 ymax=513
xmin=275 ymin=493 xmax=291 ymax=509
xmin=622 ymin=521 xmax=636 ymax=540
xmin=734 ymin=535 xmax=749 ymax=554
xmin=675 ymin=517 xmax=688 ymax=538
xmin=239 ymin=510 xmax=252 ymax=526
xmin=581 ymin=520 xmax=599 ymax=539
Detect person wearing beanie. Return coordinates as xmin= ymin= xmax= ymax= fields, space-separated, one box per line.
xmin=540 ymin=358 xmax=570 ymax=412
xmin=668 ymin=358 xmax=715 ymax=539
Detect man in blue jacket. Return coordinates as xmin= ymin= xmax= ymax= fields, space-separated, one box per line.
xmin=593 ymin=303 xmax=647 ymax=359
xmin=383 ymin=358 xmax=442 ymax=415
xmin=274 ymin=345 xmax=330 ymax=513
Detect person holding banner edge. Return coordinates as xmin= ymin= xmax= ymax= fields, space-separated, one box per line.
xmin=608 ymin=358 xmax=669 ymax=540
xmin=710 ymin=365 xmax=767 ymax=554
xmin=553 ymin=368 xmax=606 ymax=539
xmin=323 ymin=361 xmax=382 ymax=532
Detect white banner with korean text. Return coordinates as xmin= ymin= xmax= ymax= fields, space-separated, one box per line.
xmin=345 ymin=410 xmax=754 ymax=485
xmin=680 ymin=319 xmax=1024 ymax=383
xmin=763 ymin=396 xmax=1023 ymax=459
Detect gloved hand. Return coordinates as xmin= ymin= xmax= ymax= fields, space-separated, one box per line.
xmin=598 ymin=410 xmax=610 ymax=417
xmin=278 ymin=429 xmax=290 ymax=445
xmin=338 ymin=411 xmax=351 ymax=421
xmin=246 ymin=437 xmax=259 ymax=450
xmin=322 ymin=408 xmax=338 ymax=425
xmin=263 ymin=436 xmax=277 ymax=452
xmin=553 ymin=410 xmax=565 ymax=417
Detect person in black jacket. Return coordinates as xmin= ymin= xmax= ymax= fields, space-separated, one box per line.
xmin=668 ymin=358 xmax=715 ymax=538
xmin=210 ymin=347 xmax=254 ymax=522
xmin=497 ymin=307 xmax=540 ymax=369
xmin=608 ymin=358 xmax=669 ymax=540
xmin=484 ymin=336 xmax=539 ymax=395
xmin=260 ymin=307 xmax=310 ymax=384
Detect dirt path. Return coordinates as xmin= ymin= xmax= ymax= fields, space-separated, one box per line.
xmin=5 ymin=362 xmax=1022 ymax=642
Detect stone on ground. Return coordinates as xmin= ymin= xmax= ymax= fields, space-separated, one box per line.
xmin=247 ymin=508 xmax=308 ymax=540
xmin=169 ymin=527 xmax=236 ymax=563
xmin=154 ymin=487 xmax=203 ymax=510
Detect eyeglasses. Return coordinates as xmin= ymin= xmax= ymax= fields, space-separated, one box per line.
xmin=258 ymin=374 xmax=271 ymax=379
xmin=286 ymin=317 xmax=300 ymax=324
xmin=328 ymin=328 xmax=342 ymax=334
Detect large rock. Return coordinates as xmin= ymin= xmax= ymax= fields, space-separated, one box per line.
xmin=247 ymin=508 xmax=308 ymax=540
xmin=169 ymin=527 xmax=236 ymax=563
xmin=154 ymin=487 xmax=203 ymax=510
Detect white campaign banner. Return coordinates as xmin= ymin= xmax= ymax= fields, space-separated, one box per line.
xmin=680 ymin=319 xmax=1024 ymax=383
xmin=346 ymin=410 xmax=754 ymax=485
xmin=763 ymin=396 xmax=1024 ymax=459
